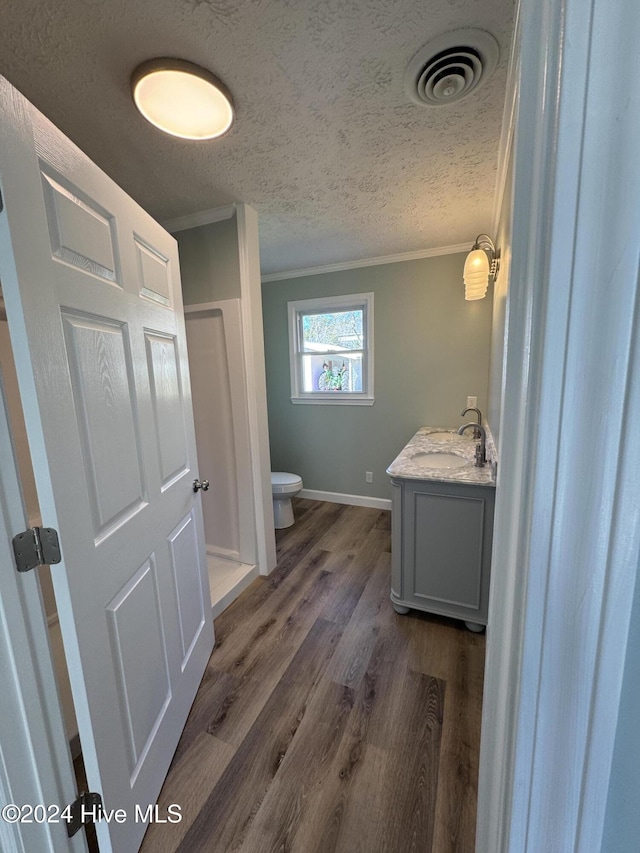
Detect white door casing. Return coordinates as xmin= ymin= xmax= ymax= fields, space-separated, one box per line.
xmin=0 ymin=375 xmax=86 ymax=853
xmin=236 ymin=204 xmax=277 ymax=575
xmin=0 ymin=77 xmax=214 ymax=852
xmin=163 ymin=204 xmax=277 ymax=578
xmin=477 ymin=0 xmax=640 ymax=849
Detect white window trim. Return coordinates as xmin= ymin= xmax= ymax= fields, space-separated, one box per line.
xmin=287 ymin=292 xmax=374 ymax=405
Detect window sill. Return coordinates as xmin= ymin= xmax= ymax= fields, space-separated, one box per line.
xmin=290 ymin=395 xmax=375 ymax=406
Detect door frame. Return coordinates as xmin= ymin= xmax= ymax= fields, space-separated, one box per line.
xmin=477 ymin=0 xmax=640 ymax=849
xmin=0 ymin=374 xmax=86 ymax=853
xmin=163 ymin=203 xmax=277 ymax=577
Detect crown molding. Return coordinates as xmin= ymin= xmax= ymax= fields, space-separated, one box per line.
xmin=162 ymin=203 xmax=237 ymax=234
xmin=261 ymin=243 xmax=469 ymax=282
xmin=162 ymin=209 xmax=471 ymax=281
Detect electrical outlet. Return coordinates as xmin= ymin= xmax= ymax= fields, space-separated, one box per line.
xmin=467 ymin=396 xmax=478 ymax=409
xmin=365 ymin=471 xmax=373 ymax=483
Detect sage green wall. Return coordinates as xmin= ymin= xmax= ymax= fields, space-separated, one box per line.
xmin=262 ymin=253 xmax=493 ymax=500
xmin=177 ymin=216 xmax=241 ymax=304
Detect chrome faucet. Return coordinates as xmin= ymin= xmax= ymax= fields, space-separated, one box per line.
xmin=461 ymin=406 xmax=482 ymax=439
xmin=458 ymin=422 xmax=486 ymax=467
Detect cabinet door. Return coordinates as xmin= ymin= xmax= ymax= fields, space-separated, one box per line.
xmin=404 ymin=482 xmax=493 ymax=623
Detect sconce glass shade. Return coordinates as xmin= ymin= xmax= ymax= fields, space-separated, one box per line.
xmin=464 ymin=248 xmax=490 ymax=300
xmin=131 ymin=59 xmax=234 ymax=140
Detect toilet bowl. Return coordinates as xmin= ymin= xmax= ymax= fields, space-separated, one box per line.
xmin=271 ymin=472 xmax=303 ymax=529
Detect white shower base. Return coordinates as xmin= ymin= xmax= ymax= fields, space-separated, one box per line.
xmin=207 ymin=553 xmax=258 ymax=619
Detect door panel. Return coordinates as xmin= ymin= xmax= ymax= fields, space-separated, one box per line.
xmin=106 ymin=557 xmax=171 ymax=781
xmin=145 ymin=331 xmax=189 ymax=486
xmin=0 ymin=76 xmax=214 ymax=852
xmin=135 ymin=236 xmax=171 ymax=306
xmin=62 ymin=311 xmax=147 ymax=537
xmin=168 ymin=511 xmax=208 ymax=667
xmin=40 ymin=165 xmax=120 ymax=283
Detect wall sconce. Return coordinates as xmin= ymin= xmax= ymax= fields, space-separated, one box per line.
xmin=463 ymin=234 xmax=500 ymax=300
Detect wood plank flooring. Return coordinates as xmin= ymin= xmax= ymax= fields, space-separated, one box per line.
xmin=139 ymin=499 xmax=485 ymax=853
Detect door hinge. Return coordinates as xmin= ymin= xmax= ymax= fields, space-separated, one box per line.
xmin=12 ymin=526 xmax=61 ymax=572
xmin=66 ymin=791 xmax=103 ymax=838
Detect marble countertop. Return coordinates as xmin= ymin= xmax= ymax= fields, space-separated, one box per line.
xmin=386 ymin=426 xmax=497 ymax=486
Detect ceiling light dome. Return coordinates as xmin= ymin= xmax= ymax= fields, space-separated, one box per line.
xmin=131 ymin=58 xmax=234 ymax=140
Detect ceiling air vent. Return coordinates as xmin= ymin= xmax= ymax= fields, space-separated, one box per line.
xmin=404 ymin=28 xmax=499 ymax=107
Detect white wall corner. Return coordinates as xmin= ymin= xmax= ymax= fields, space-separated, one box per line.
xmin=235 ymin=203 xmax=277 ymax=574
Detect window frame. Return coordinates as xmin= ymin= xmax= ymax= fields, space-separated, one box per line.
xmin=287 ymin=292 xmax=374 ymax=405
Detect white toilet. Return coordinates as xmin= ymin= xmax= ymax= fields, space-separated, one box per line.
xmin=271 ymin=472 xmax=303 ymax=529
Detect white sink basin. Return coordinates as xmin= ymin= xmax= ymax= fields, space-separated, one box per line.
xmin=425 ymin=431 xmax=456 ymax=441
xmin=411 ymin=451 xmax=469 ymax=469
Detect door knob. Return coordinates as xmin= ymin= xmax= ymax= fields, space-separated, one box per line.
xmin=193 ymin=479 xmax=210 ymax=492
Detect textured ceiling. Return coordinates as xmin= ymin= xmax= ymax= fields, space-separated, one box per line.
xmin=0 ymin=0 xmax=514 ymax=275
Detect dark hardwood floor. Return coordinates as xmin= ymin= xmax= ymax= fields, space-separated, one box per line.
xmin=139 ymin=499 xmax=485 ymax=853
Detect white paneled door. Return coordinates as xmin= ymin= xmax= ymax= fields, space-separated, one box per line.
xmin=0 ymin=77 xmax=214 ymax=852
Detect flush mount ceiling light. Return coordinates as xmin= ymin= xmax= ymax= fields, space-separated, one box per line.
xmin=464 ymin=234 xmax=500 ymax=300
xmin=131 ymin=58 xmax=234 ymax=140
xmin=404 ymin=28 xmax=499 ymax=107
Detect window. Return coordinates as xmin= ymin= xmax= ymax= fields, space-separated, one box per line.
xmin=288 ymin=292 xmax=374 ymax=405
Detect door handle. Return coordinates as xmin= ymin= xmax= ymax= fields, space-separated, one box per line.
xmin=193 ymin=479 xmax=210 ymax=492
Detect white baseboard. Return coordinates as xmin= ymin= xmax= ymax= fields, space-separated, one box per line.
xmin=298 ymin=488 xmax=391 ymax=511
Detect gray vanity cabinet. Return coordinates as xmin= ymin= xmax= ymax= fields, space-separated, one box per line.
xmin=390 ymin=477 xmax=495 ymax=626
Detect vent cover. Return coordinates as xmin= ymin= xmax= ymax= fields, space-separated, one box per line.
xmin=404 ymin=28 xmax=499 ymax=107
